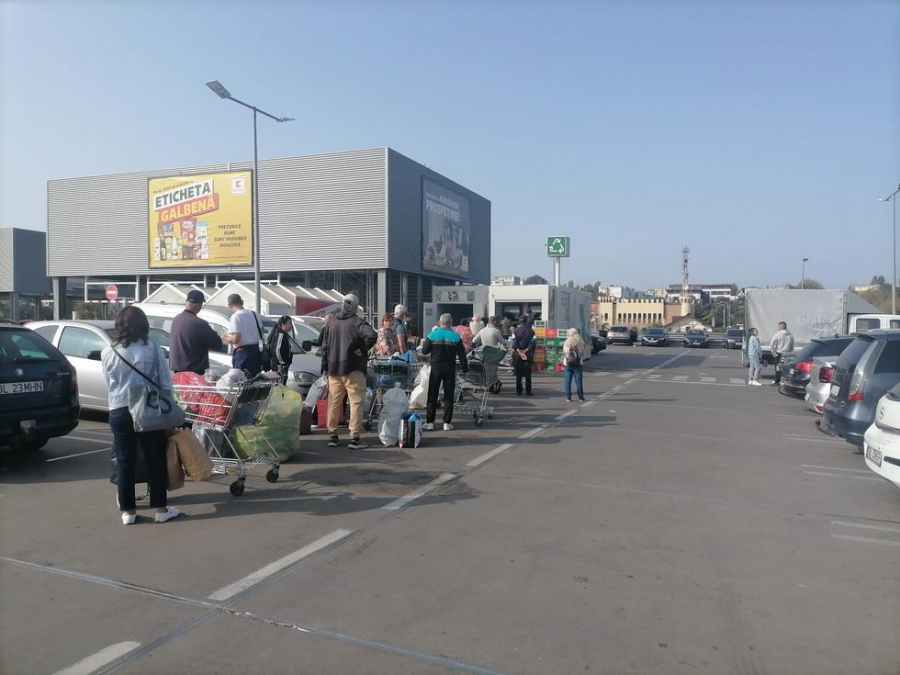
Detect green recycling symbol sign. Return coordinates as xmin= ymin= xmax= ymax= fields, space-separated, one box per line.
xmin=546 ymin=236 xmax=570 ymax=258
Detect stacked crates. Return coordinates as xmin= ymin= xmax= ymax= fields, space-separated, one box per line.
xmin=533 ymin=322 xmax=572 ymax=372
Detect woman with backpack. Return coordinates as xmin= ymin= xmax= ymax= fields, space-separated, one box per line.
xmin=267 ymin=316 xmax=294 ymax=385
xmin=562 ymin=328 xmax=586 ymax=402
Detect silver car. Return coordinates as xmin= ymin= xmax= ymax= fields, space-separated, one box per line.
xmin=27 ymin=320 xmax=171 ymax=411
xmin=805 ymin=356 xmax=839 ymax=414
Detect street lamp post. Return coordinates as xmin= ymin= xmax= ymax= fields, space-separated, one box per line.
xmin=206 ymin=80 xmax=293 ymax=315
xmin=801 ymin=257 xmax=808 ymax=289
xmin=878 ymin=184 xmax=900 ymax=315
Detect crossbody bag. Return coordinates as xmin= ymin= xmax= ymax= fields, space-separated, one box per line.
xmin=111 ymin=344 xmax=185 ymax=432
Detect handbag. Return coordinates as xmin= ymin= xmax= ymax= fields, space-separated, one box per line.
xmin=253 ymin=312 xmax=274 ymax=372
xmin=112 ymin=345 xmax=185 ymax=432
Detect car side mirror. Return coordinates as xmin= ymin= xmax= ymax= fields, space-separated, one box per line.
xmin=314 ymin=347 xmax=324 ymax=358
xmin=301 ymin=340 xmax=313 ymax=352
xmin=87 ymin=350 xmax=102 ymax=361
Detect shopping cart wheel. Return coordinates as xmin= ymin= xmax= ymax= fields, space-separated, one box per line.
xmin=364 ymin=420 xmax=373 ymax=431
xmin=266 ymin=469 xmax=279 ymax=483
xmin=229 ymin=481 xmax=245 ymax=497
xmin=475 ymin=416 xmax=484 ymax=427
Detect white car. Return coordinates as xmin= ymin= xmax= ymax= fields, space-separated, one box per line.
xmin=862 ymin=385 xmax=900 ymax=489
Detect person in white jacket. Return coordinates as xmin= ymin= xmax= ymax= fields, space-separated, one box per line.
xmin=770 ymin=322 xmax=795 ymax=386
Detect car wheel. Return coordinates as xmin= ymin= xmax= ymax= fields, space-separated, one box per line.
xmin=27 ymin=435 xmax=50 ymax=450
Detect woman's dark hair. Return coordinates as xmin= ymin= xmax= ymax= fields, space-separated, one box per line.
xmin=277 ymin=315 xmax=291 ymax=328
xmin=113 ymin=306 xmax=150 ymax=347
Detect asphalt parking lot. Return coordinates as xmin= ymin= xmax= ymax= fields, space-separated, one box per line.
xmin=2 ymin=346 xmax=899 ymax=674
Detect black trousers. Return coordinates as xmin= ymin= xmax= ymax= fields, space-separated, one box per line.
xmin=427 ymin=362 xmax=456 ymax=425
xmin=514 ymin=357 xmax=533 ymax=395
xmin=110 ymin=407 xmax=168 ymax=511
xmin=773 ymin=355 xmax=783 ymax=383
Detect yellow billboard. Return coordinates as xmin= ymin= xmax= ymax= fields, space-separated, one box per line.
xmin=148 ymin=171 xmax=252 ymax=267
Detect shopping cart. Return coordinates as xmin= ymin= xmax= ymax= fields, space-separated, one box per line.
xmin=364 ymin=356 xmax=424 ymax=431
xmin=173 ymin=374 xmax=281 ymax=497
xmin=454 ymin=345 xmax=506 ymax=426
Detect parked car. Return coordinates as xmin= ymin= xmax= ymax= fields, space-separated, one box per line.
xmin=805 ymin=356 xmax=840 ymax=414
xmin=683 ymin=329 xmax=709 ymax=348
xmin=0 ymin=325 xmax=80 ymax=450
xmin=590 ymin=334 xmax=607 ymax=354
xmin=641 ymin=328 xmax=668 ymax=347
xmin=607 ymin=325 xmax=636 ymax=345
xmin=862 ymin=385 xmax=900 ymax=488
xmin=722 ymin=328 xmax=744 ymax=350
xmin=27 ymin=320 xmax=171 ymax=411
xmin=819 ymin=331 xmax=900 ymax=449
xmin=779 ymin=336 xmax=854 ymax=398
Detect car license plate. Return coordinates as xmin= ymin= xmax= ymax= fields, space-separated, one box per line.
xmin=829 ymin=383 xmax=840 ymax=398
xmin=0 ymin=381 xmax=44 ymax=395
xmin=866 ymin=444 xmax=883 ymax=467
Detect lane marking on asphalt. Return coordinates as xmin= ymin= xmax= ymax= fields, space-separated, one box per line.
xmin=831 ymin=534 xmax=900 ymax=547
xmin=646 ymin=374 xmax=661 ymax=379
xmin=53 ymin=641 xmax=142 ymax=675
xmin=616 ymin=373 xmax=630 ymax=378
xmin=580 ymin=400 xmax=595 ymax=408
xmin=700 ymin=377 xmax=716 ymax=383
xmin=64 ymin=435 xmax=114 ymax=444
xmin=45 ymin=447 xmax=111 ymax=463
xmin=672 ymin=376 xmax=689 ymax=381
xmin=466 ymin=444 xmax=514 ymax=468
xmin=784 ymin=434 xmax=846 ymax=445
xmin=729 ymin=378 xmax=746 ymax=384
xmin=777 ymin=413 xmax=816 ymax=419
xmin=803 ymin=471 xmax=882 ymax=481
xmin=207 ymin=528 xmax=355 ymax=601
xmin=646 ymin=379 xmax=744 ymax=387
xmin=555 ymin=410 xmax=577 ymax=421
xmin=803 ymin=464 xmax=871 ymax=474
xmin=831 ymin=521 xmax=900 ymax=534
xmin=382 ymin=473 xmax=457 ymax=511
xmin=518 ymin=424 xmax=550 ymax=440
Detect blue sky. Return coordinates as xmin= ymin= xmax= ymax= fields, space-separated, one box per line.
xmin=1 ymin=0 xmax=898 ymax=290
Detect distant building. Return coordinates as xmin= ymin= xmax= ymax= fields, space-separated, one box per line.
xmin=0 ymin=227 xmax=52 ymax=321
xmin=645 ymin=288 xmax=669 ymax=299
xmin=598 ymin=285 xmax=636 ymax=300
xmin=595 ymin=296 xmax=692 ymax=329
xmin=666 ymin=283 xmax=738 ymax=303
xmin=852 ymin=284 xmax=880 ymax=294
xmin=491 ymin=275 xmax=522 ymax=286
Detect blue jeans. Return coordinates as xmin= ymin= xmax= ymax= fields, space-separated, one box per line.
xmin=233 ymin=346 xmax=262 ymax=376
xmin=749 ymin=355 xmax=762 ymax=381
xmin=564 ymin=365 xmax=584 ymax=400
xmin=109 ymin=407 xmax=168 ymax=511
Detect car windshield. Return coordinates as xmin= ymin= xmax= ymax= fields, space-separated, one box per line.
xmin=686 ymin=331 xmax=705 ymax=337
xmin=726 ymin=330 xmax=743 ymax=337
xmin=611 ymin=326 xmax=627 ymax=332
xmin=647 ymin=329 xmax=665 ymax=336
xmin=835 ymin=336 xmax=875 ymax=370
xmin=0 ymin=329 xmax=57 ymax=363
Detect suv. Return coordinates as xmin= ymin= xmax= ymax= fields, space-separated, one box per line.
xmin=778 ymin=336 xmax=854 ymax=398
xmin=641 ymin=328 xmax=668 ymax=347
xmin=607 ymin=325 xmax=636 ymax=345
xmin=820 ymin=331 xmax=900 ymax=449
xmin=0 ymin=326 xmax=80 ymax=450
xmin=723 ymin=328 xmax=744 ymax=350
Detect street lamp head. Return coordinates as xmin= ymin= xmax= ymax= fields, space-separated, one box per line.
xmin=803 ymin=257 xmax=809 ymax=262
xmin=206 ymin=80 xmax=231 ymax=99
xmin=277 ymin=117 xmax=295 ymax=123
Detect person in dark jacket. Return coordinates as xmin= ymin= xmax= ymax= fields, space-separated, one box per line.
xmin=267 ymin=316 xmax=294 ymax=385
xmin=421 ymin=313 xmax=468 ymax=431
xmin=168 ymin=290 xmax=223 ymax=375
xmin=512 ymin=315 xmax=537 ymax=396
xmin=319 ymin=294 xmax=377 ymax=449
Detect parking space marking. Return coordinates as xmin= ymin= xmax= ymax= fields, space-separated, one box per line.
xmin=53 ymin=641 xmax=141 ymax=675
xmin=518 ymin=424 xmax=550 ymax=440
xmin=382 ymin=473 xmax=458 ymax=511
xmin=466 ymin=444 xmax=515 ymax=468
xmin=831 ymin=534 xmax=900 ymax=547
xmin=784 ymin=434 xmax=846 ymax=445
xmin=208 ymin=528 xmax=355 ymax=601
xmin=672 ymin=376 xmax=689 ymax=381
xmin=700 ymin=377 xmax=716 ymax=383
xmin=777 ymin=413 xmax=815 ymax=419
xmin=555 ymin=410 xmax=577 ymax=421
xmin=617 ymin=373 xmax=631 ymax=378
xmin=649 ymin=379 xmax=744 ymax=387
xmin=729 ymin=378 xmax=746 ymax=385
xmin=646 ymin=374 xmax=661 ymax=380
xmin=831 ymin=521 xmax=900 ymax=534
xmin=65 ymin=435 xmax=114 ymax=444
xmin=580 ymin=400 xmax=596 ymax=408
xmin=45 ymin=447 xmax=111 ymax=463
xmin=803 ymin=471 xmax=881 ymax=481
xmin=803 ymin=465 xmax=871 ymax=474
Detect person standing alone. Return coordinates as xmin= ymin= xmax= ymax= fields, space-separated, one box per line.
xmin=422 ymin=313 xmax=468 ymax=431
xmin=512 ymin=316 xmax=537 ymax=396
xmin=223 ymin=294 xmax=266 ymax=376
xmin=747 ymin=328 xmax=763 ymax=386
xmin=562 ymin=328 xmax=586 ymax=402
xmin=770 ymin=321 xmax=794 ymax=386
xmin=320 ymin=294 xmax=377 ymax=449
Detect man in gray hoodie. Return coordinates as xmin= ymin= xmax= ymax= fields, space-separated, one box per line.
xmin=770 ymin=321 xmax=795 ymax=386
xmin=320 ymin=294 xmax=377 ymax=448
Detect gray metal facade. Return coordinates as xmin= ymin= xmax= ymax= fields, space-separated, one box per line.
xmin=0 ymin=229 xmax=12 ymax=292
xmin=0 ymin=228 xmax=51 ymax=294
xmin=47 ymin=147 xmax=490 ymax=283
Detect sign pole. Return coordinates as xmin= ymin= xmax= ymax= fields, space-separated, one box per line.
xmin=554 ymin=258 xmax=560 ymax=286
xmin=253 ymin=107 xmax=261 ymax=315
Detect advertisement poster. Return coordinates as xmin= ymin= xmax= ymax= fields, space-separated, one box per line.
xmin=422 ymin=178 xmax=470 ymax=278
xmin=148 ymin=171 xmax=252 ymax=267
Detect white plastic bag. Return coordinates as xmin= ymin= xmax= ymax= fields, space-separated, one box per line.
xmin=409 ymin=363 xmax=431 ymax=410
xmin=306 ymin=375 xmax=327 ymax=408
xmin=379 ymin=384 xmax=408 ymax=446
xmin=216 ymin=368 xmax=247 ymax=394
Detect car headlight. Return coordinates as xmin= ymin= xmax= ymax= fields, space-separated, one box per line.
xmin=292 ymin=371 xmax=317 ymax=385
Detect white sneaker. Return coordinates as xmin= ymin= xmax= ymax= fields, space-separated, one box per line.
xmin=154 ymin=507 xmax=181 ymax=523
xmin=752 ymin=380 xmax=763 ymax=386
xmin=121 ymin=512 xmax=137 ymax=525
xmin=422 ymin=423 xmax=434 ymax=431
xmin=443 ymin=423 xmax=454 ymax=431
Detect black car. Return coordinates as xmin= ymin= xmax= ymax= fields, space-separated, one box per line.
xmin=641 ymin=328 xmax=669 ymax=347
xmin=0 ymin=326 xmax=80 ymax=450
xmin=683 ymin=329 xmax=709 ymax=348
xmin=722 ymin=328 xmax=744 ymax=350
xmin=820 ymin=331 xmax=900 ymax=449
xmin=590 ymin=335 xmax=607 ymax=354
xmin=607 ymin=325 xmax=637 ymax=345
xmin=778 ymin=336 xmax=854 ymax=398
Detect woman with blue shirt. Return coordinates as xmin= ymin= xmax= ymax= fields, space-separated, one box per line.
xmin=102 ymin=306 xmax=181 ymax=525
xmin=747 ymin=327 xmax=763 ymax=386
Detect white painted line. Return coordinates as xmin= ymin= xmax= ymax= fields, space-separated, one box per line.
xmin=382 ymin=473 xmax=457 ymax=511
xmin=700 ymin=377 xmax=716 ymax=383
xmin=777 ymin=413 xmax=815 ymax=419
xmin=555 ymin=410 xmax=577 ymax=421
xmin=785 ymin=435 xmax=847 ymax=445
xmin=803 ymin=465 xmax=872 ymax=474
xmin=53 ymin=641 xmax=141 ymax=675
xmin=729 ymin=378 xmax=746 ymax=385
xmin=652 ymin=379 xmax=743 ymax=387
xmin=65 ymin=435 xmax=113 ymax=444
xmin=580 ymin=400 xmax=596 ymax=409
xmin=45 ymin=447 xmax=111 ymax=463
xmin=646 ymin=374 xmax=661 ymax=380
xmin=466 ymin=444 xmax=514 ymax=468
xmin=672 ymin=376 xmax=689 ymax=381
xmin=518 ymin=424 xmax=550 ymax=440
xmin=831 ymin=521 xmax=900 ymax=534
xmin=617 ymin=373 xmax=630 ymax=379
xmin=804 ymin=471 xmax=882 ymax=481
xmin=624 ymin=379 xmax=636 ymax=386
xmin=208 ymin=528 xmax=354 ymax=601
xmin=831 ymin=534 xmax=900 ymax=547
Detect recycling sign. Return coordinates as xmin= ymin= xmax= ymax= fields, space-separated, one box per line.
xmin=546 ymin=236 xmax=570 ymax=258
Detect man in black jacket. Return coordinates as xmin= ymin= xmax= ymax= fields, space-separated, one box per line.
xmin=320 ymin=294 xmax=377 ymax=449
xmin=421 ymin=313 xmax=468 ymax=431
xmin=512 ymin=315 xmax=537 ymax=396
xmin=169 ymin=290 xmax=223 ymax=375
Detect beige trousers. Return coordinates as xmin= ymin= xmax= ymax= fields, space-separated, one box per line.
xmin=327 ymin=371 xmax=366 ymax=438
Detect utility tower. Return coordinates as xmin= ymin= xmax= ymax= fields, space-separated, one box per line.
xmin=680 ymin=246 xmax=690 ymax=303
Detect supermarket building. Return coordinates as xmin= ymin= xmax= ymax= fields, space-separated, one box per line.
xmin=47 ymin=148 xmax=490 ymax=331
